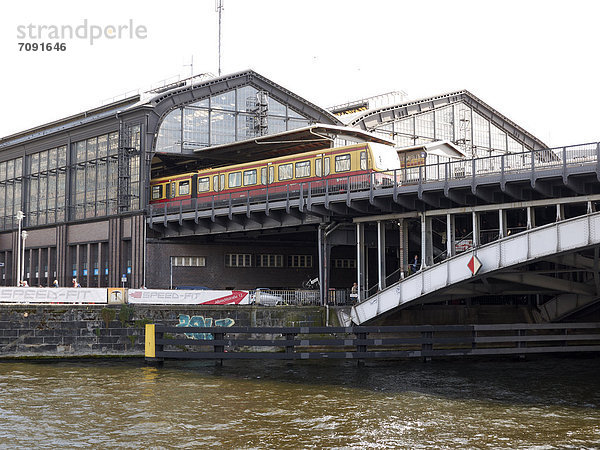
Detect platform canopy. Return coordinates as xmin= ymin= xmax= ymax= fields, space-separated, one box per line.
xmin=151 ymin=124 xmax=394 ymax=176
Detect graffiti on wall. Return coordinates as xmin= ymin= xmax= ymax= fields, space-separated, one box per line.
xmin=176 ymin=314 xmax=235 ymax=340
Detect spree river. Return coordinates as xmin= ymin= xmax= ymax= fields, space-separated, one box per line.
xmin=0 ymin=357 xmax=599 ymax=448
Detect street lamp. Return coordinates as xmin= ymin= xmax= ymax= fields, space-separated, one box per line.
xmin=15 ymin=211 xmax=24 ymax=286
xmin=21 ymin=230 xmax=28 ymax=286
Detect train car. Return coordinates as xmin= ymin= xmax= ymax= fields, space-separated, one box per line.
xmin=150 ymin=142 xmax=400 ymax=206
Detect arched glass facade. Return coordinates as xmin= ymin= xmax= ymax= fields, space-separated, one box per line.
xmin=347 ymin=102 xmax=530 ymax=157
xmin=69 ymin=125 xmax=141 ymax=221
xmin=0 ymin=125 xmax=141 ymax=231
xmin=155 ymin=86 xmax=313 ymax=153
xmin=25 ymin=145 xmax=67 ymax=227
xmin=0 ymin=157 xmax=23 ymax=229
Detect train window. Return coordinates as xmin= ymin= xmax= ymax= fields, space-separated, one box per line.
xmin=316 ymin=159 xmax=322 ymax=177
xmin=151 ymin=185 xmax=163 ymax=200
xmin=178 ymin=180 xmax=190 ymax=196
xmin=261 ymin=167 xmax=267 ymax=185
xmin=278 ymin=163 xmax=293 ymax=181
xmin=229 ymin=171 xmax=242 ymax=188
xmin=198 ymin=177 xmax=210 ymax=193
xmin=170 ymin=182 xmax=176 ymax=198
xmin=261 ymin=166 xmax=275 ymax=184
xmin=335 ymin=154 xmax=351 ymax=172
xmin=295 ymin=161 xmax=310 ymax=178
xmin=243 ymin=169 xmax=257 ymax=186
xmin=213 ymin=174 xmax=225 ymax=192
xmin=324 ymin=157 xmax=331 ymax=176
xmin=360 ymin=151 xmax=367 ymax=170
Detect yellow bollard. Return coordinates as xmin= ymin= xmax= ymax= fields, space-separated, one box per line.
xmin=145 ymin=324 xmax=156 ymax=359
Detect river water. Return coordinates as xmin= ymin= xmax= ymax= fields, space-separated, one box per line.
xmin=0 ymin=357 xmax=599 ymax=448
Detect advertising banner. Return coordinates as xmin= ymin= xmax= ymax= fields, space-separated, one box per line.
xmin=128 ymin=289 xmax=250 ymax=305
xmin=0 ymin=287 xmax=108 ymax=304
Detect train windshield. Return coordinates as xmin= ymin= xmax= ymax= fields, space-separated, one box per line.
xmin=370 ymin=143 xmax=401 ymax=171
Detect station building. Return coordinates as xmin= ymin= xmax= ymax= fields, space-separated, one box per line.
xmin=0 ymin=70 xmax=546 ymax=291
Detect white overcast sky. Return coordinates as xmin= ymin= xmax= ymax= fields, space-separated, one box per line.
xmin=0 ymin=0 xmax=598 ymax=147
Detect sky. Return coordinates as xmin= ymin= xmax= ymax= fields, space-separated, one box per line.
xmin=0 ymin=0 xmax=598 ymax=147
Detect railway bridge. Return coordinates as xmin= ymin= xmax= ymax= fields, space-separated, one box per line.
xmin=149 ymin=141 xmax=600 ymax=323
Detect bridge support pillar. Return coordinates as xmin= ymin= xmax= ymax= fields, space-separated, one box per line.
xmin=446 ymin=213 xmax=455 ymax=259
xmin=398 ymin=219 xmax=408 ymax=278
xmin=527 ymin=206 xmax=535 ymax=230
xmin=499 ymin=209 xmax=507 ymax=238
xmin=356 ymin=223 xmax=366 ymax=302
xmin=318 ymin=225 xmax=330 ymax=306
xmin=588 ymin=201 xmax=596 ymax=214
xmin=556 ymin=204 xmax=565 ymax=221
xmin=472 ymin=212 xmax=480 ymax=247
xmin=377 ymin=221 xmax=386 ymax=291
xmin=420 ymin=214 xmax=433 ymax=268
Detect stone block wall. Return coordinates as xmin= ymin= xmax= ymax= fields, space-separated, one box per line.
xmin=0 ymin=304 xmax=326 ymax=358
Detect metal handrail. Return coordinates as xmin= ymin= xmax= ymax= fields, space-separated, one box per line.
xmin=150 ymin=142 xmax=600 ymax=218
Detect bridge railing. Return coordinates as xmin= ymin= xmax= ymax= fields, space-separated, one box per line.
xmin=148 ymin=142 xmax=600 ymax=219
xmin=249 ymin=289 xmax=354 ymax=306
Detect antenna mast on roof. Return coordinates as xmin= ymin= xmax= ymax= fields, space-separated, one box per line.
xmin=215 ymin=0 xmax=224 ymax=76
xmin=183 ymin=55 xmax=193 ymax=78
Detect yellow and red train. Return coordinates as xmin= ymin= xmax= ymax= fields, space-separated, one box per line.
xmin=149 ymin=142 xmax=401 ymax=205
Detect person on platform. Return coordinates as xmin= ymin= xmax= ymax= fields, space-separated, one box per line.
xmin=53 ymin=279 xmax=59 ymax=288
xmin=21 ymin=280 xmax=29 ymax=287
xmin=411 ymin=254 xmax=420 ymax=273
xmin=350 ymin=282 xmax=358 ymax=302
xmin=72 ymin=278 xmax=81 ymax=288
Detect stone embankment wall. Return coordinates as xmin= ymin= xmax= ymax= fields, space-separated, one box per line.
xmin=0 ymin=304 xmax=326 ymax=358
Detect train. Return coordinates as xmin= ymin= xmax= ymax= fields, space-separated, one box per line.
xmin=149 ymin=142 xmax=402 ymax=205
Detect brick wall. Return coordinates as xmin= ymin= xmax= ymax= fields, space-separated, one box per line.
xmin=146 ymin=241 xmax=318 ymax=290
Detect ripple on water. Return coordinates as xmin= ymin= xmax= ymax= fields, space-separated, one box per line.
xmin=0 ymin=357 xmax=599 ymax=448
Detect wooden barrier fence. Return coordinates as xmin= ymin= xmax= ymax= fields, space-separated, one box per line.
xmin=145 ymin=322 xmax=600 ymax=363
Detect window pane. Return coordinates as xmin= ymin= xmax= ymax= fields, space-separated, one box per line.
xmin=229 ymin=172 xmax=241 ymax=188
xmin=324 ymin=157 xmax=331 ymax=176
xmin=210 ymin=111 xmax=235 ymax=145
xmin=260 ymin=167 xmax=267 ymax=185
xmin=335 ymin=154 xmax=351 ymax=172
xmin=179 ymin=181 xmax=190 ymax=196
xmin=97 ymin=134 xmax=108 ymax=158
xmin=278 ymin=163 xmax=292 ymax=181
xmin=198 ymin=177 xmax=210 ymax=192
xmin=109 ymin=133 xmax=119 ymax=156
xmin=75 ymin=141 xmax=86 ymax=163
xmin=243 ymin=169 xmax=257 ymax=186
xmin=295 ymin=161 xmax=310 ymax=178
xmin=183 ymin=108 xmax=209 ymax=150
xmin=211 ymin=90 xmax=236 ymax=111
xmin=156 ymin=109 xmax=182 ymax=153
xmin=39 ymin=151 xmax=48 ymax=172
xmin=360 ymin=152 xmax=367 ymax=170
xmin=315 ymin=158 xmax=322 ymax=177
xmin=268 ymin=97 xmax=287 ymax=116
xmin=152 ymin=185 xmax=162 ymax=200
xmin=87 ymin=137 xmax=98 ymax=160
